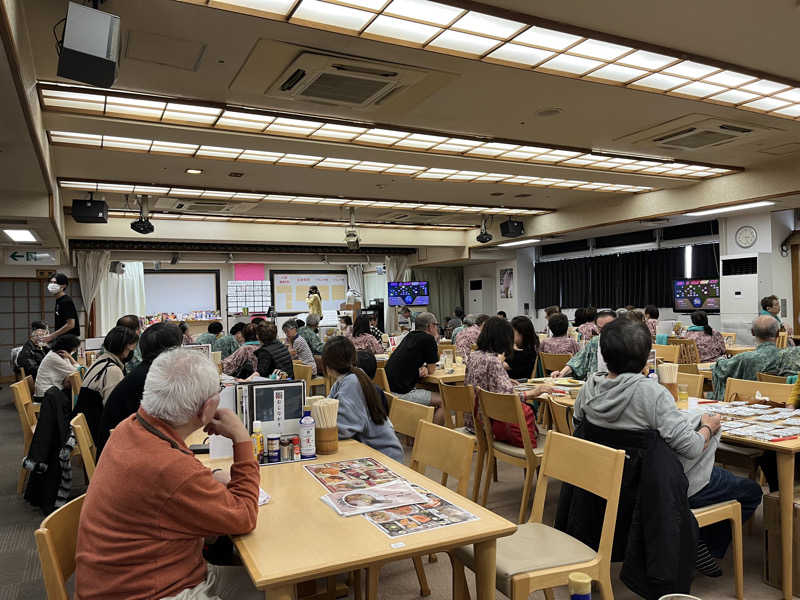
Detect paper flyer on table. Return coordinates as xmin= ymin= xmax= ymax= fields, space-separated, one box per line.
xmin=321 ymin=480 xmax=428 ymax=517
xmin=305 ymin=457 xmax=400 ymax=492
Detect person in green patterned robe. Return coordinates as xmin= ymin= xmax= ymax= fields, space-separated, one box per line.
xmin=711 ymin=316 xmax=782 ymax=399
xmin=213 ymin=322 xmax=244 ymax=359
xmin=551 ymin=310 xmax=617 ymax=380
xmin=776 ymin=346 xmax=800 ymax=377
xmin=195 ymin=321 xmax=224 ymax=347
xmin=297 ymin=313 xmax=324 ymax=355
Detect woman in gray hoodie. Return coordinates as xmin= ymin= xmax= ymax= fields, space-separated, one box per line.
xmin=573 ymin=317 xmax=762 ymax=574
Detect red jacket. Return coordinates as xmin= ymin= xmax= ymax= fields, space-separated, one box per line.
xmin=75 ymin=409 xmax=259 ymax=599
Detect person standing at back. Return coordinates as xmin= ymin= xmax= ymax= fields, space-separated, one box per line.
xmin=41 ymin=272 xmax=80 ymax=343
xmin=384 ymin=311 xmax=444 ymax=424
xmin=306 ymin=285 xmax=323 ymax=317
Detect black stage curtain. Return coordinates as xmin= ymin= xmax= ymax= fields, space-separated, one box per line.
xmin=692 ymin=243 xmax=720 ymax=279
xmin=534 ymin=260 xmax=561 ymax=309
xmin=560 ymin=258 xmax=589 ymax=308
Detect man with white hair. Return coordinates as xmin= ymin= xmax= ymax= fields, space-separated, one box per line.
xmin=75 ymin=348 xmax=261 ymax=600
xmin=297 ymin=312 xmax=324 ymax=355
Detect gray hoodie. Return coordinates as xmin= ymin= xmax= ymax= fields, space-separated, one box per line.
xmin=574 ymin=372 xmax=717 ymax=496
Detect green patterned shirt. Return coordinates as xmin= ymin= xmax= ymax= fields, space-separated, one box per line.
xmin=213 ymin=334 xmax=240 ymax=359
xmin=711 ymin=342 xmax=782 ymax=399
xmin=566 ymin=336 xmax=600 ymax=380
xmin=298 ymin=326 xmax=324 ymax=355
xmin=195 ymin=332 xmax=218 ymax=346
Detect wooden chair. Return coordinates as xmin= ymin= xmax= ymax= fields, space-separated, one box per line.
xmin=373 ymin=367 xmax=391 ymax=393
xmin=477 ymin=388 xmax=544 ymax=523
xmin=677 ymin=372 xmax=704 ymax=399
xmin=70 ymin=413 xmax=97 ymax=482
xmin=777 ymin=331 xmax=788 ymax=349
xmin=450 ymin=431 xmax=626 ymax=600
xmin=653 ymin=343 xmax=680 ymax=363
xmin=411 ymin=419 xmax=475 ymax=497
xmin=723 ymin=377 xmax=793 ymax=405
xmin=292 ymin=361 xmax=326 ymax=394
xmin=67 ymin=371 xmax=82 ymax=408
xmin=12 ymin=377 xmax=37 ymax=495
xmin=669 ymin=338 xmax=700 ymax=364
xmin=721 ymin=332 xmax=737 ymax=345
xmin=758 ymin=372 xmax=787 ymax=384
xmin=548 ymin=396 xmax=574 ymax=435
xmin=35 ymin=494 xmax=85 ymax=600
xmin=678 ymin=363 xmax=699 ymax=374
xmin=438 ymin=343 xmax=457 ymax=356
xmin=388 ymin=396 xmax=434 ymax=438
xmin=439 ymin=384 xmax=485 ymax=502
xmin=692 ymin=501 xmax=744 ymax=600
xmin=539 ymin=353 xmax=570 ymax=375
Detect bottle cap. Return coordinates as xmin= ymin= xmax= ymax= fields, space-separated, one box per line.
xmin=568 ymin=572 xmax=591 ymax=594
xmin=252 ymin=420 xmax=262 ymax=432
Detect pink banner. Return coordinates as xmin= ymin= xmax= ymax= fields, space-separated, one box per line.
xmin=234 ymin=263 xmax=265 ymax=281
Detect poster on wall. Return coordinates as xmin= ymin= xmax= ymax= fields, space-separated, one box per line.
xmin=499 ymin=268 xmax=514 ymax=299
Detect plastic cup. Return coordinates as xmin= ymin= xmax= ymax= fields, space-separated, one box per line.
xmin=678 ymin=383 xmax=689 ymax=404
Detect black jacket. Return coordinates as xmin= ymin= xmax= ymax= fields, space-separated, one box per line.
xmin=98 ymin=361 xmax=151 ymax=454
xmin=24 ymin=387 xmax=73 ymax=514
xmin=555 ymin=421 xmax=698 ymax=599
xmin=17 ymin=340 xmax=47 ymax=379
xmin=255 ymin=342 xmax=294 ymax=378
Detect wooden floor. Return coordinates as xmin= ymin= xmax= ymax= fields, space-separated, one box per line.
xmin=0 ymin=386 xmax=786 ymax=599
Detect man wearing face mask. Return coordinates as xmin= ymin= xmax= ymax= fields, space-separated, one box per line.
xmin=42 ymin=272 xmax=80 ymax=343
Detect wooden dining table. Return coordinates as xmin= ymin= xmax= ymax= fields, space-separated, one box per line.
xmin=422 ymin=363 xmax=467 ymax=385
xmin=551 ymin=392 xmax=800 ymax=600
xmin=199 ymin=440 xmax=516 ymax=600
xmin=726 ymin=345 xmax=756 ymax=356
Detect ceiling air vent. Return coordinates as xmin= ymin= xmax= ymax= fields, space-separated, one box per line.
xmin=266 ymin=52 xmax=427 ymax=108
xmin=152 ymin=198 xmax=235 ymax=213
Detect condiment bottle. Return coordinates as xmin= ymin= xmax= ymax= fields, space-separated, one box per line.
xmin=568 ymin=572 xmax=591 ymax=600
xmin=299 ymin=407 xmax=316 ymax=459
xmin=251 ymin=420 xmax=264 ymax=463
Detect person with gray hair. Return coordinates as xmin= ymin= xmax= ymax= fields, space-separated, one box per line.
xmin=283 ymin=318 xmax=317 ymax=375
xmin=711 ymin=314 xmax=782 ymax=399
xmin=385 ymin=311 xmax=445 ymax=424
xmin=298 ymin=312 xmax=324 ymax=355
xmin=75 ymin=348 xmax=261 ymax=600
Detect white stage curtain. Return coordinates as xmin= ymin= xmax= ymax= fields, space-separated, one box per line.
xmin=75 ymin=250 xmax=111 ymax=310
xmin=385 ymin=255 xmax=410 ymax=334
xmin=98 ymin=262 xmax=146 ymax=335
xmin=346 ymin=264 xmax=364 ymax=301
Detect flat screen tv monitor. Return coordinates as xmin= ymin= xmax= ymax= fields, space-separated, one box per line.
xmin=673 ymin=278 xmax=720 ymax=312
xmin=388 ymin=281 xmax=429 ymax=307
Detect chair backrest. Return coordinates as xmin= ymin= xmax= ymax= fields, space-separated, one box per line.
xmin=653 ymin=344 xmax=680 ymax=363
xmin=70 ymin=413 xmax=97 ymax=481
xmin=678 ymin=363 xmax=699 ymax=374
xmin=724 ymin=377 xmax=794 ymax=405
xmin=212 ymin=351 xmax=222 ymax=364
xmin=548 ymin=396 xmax=574 ymax=435
xmin=539 ymin=352 xmax=570 ymax=374
xmin=410 ymin=420 xmax=475 ymax=497
xmin=677 ymin=372 xmax=704 ymax=398
xmin=758 ymin=372 xmax=787 ymax=384
xmin=529 ymin=432 xmax=626 ymax=564
xmin=293 ymin=361 xmax=313 ymax=392
xmin=374 ymin=367 xmax=391 ymax=392
xmin=669 ymin=338 xmax=700 ymax=364
xmin=721 ymin=332 xmax=736 ymax=345
xmin=440 ymin=383 xmax=475 ymax=429
xmin=35 ymin=494 xmax=85 ymax=600
xmin=11 ymin=377 xmax=36 ymax=449
xmin=777 ymin=331 xmax=788 ymax=349
xmin=67 ymin=371 xmax=82 ymax=406
xmin=477 ymin=387 xmax=536 ymax=460
xmin=388 ymin=396 xmax=434 ymax=438
xmin=438 ymin=343 xmax=456 ymax=355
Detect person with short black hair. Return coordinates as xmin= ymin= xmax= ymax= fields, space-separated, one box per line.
xmin=325 ymin=337 xmax=402 ymax=461
xmin=42 ymin=272 xmax=80 ymax=342
xmin=115 ymin=314 xmax=144 ymax=374
xmin=222 ymin=324 xmax=261 ymax=377
xmin=367 ymin=313 xmax=384 ymax=342
xmin=551 ymin=310 xmax=617 ymax=380
xmin=195 ymin=321 xmax=224 ymax=346
xmin=466 ymin=317 xmax=551 ymax=448
xmin=574 ymin=318 xmax=762 ymax=571
xmin=282 ymin=319 xmax=316 ymax=375
xmin=350 ymin=315 xmax=383 ymax=354
xmin=210 ymin=322 xmax=244 ymax=360
xmin=254 ymin=323 xmax=294 ymax=378
xmin=80 ymin=326 xmax=140 ymax=405
xmin=251 ymin=317 xmax=267 ymax=326
xmin=178 ymin=321 xmax=194 ymax=345
xmin=17 ymin=320 xmax=50 ymax=379
xmin=116 ymin=314 xmax=140 ymax=332
xmin=644 ymin=305 xmax=660 ymax=336
xmin=34 ymin=334 xmax=81 ymax=398
xmin=686 ymin=311 xmax=726 ymax=362
xmin=99 ymin=322 xmax=184 ymax=452
xmin=496 ymin=310 xmax=507 ymax=320
xmin=385 ymin=312 xmax=444 ymax=424
xmin=540 ymin=313 xmax=580 ymax=355
xmin=544 ymin=305 xmax=561 ymax=319
xmin=456 ymin=313 xmax=489 ymax=360
xmin=507 ymin=316 xmax=539 ymax=379
xmin=399 ymin=306 xmax=415 ymax=328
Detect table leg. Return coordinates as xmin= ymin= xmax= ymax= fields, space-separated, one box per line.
xmin=473 ymin=539 xmax=497 ymax=600
xmin=777 ymin=452 xmax=794 ymax=600
xmin=267 ymin=583 xmax=297 ymax=600
xmin=365 ymin=565 xmax=380 ymax=600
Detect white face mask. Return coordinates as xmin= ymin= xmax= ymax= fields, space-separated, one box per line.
xmin=47 ymin=283 xmax=61 ymax=294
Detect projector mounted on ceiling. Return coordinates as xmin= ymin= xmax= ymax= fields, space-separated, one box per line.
xmin=345 ymin=207 xmax=360 ymax=250
xmin=131 ymin=196 xmax=154 ymax=235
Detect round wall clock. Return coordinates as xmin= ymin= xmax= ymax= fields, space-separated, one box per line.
xmin=735 ymin=225 xmax=757 ymax=249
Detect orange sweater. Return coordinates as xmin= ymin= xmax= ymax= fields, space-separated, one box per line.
xmin=75 ymin=409 xmax=259 ymax=600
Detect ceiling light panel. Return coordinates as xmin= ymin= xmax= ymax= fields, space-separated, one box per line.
xmin=172 ymin=0 xmax=800 ymax=125
xmin=40 ymin=84 xmax=737 ymax=180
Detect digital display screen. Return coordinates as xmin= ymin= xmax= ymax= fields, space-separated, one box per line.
xmin=673 ymin=279 xmax=720 ymax=312
xmin=388 ymin=281 xmax=429 ymax=307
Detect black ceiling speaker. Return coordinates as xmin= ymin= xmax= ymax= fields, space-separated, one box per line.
xmin=500 ymin=219 xmax=524 ymax=238
xmin=72 ymin=199 xmax=108 ymax=223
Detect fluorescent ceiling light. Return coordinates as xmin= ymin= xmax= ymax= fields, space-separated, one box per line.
xmin=185 ymin=168 xmax=204 ymax=174
xmin=703 ymin=70 xmax=755 ymax=87
xmin=616 ymin=50 xmax=675 ymax=70
xmin=741 ymin=79 xmax=789 ymax=95
xmin=538 ymin=54 xmax=602 ymax=75
xmin=497 ymin=238 xmax=541 ymax=247
xmin=383 ymin=0 xmax=463 ymax=26
xmin=709 ymin=89 xmax=759 ymax=105
xmin=514 ymin=26 xmax=579 ymax=50
xmin=686 ymin=201 xmax=774 ymax=217
xmin=672 ymin=81 xmax=726 ymax=98
xmin=485 ymin=43 xmax=553 ymax=67
xmin=632 ymin=73 xmax=688 ymax=91
xmin=662 ymin=60 xmax=718 ymax=79
xmin=291 ymin=0 xmax=375 ymax=31
xmin=427 ymin=30 xmax=499 ymax=56
xmin=363 ymin=15 xmax=440 ymax=45
xmin=209 ymin=0 xmax=297 ymax=17
xmin=4 ymin=229 xmax=36 ymax=242
xmin=451 ymin=11 xmax=525 ymax=39
xmin=588 ymin=64 xmax=646 ymax=83
xmin=568 ymin=38 xmax=630 ymax=61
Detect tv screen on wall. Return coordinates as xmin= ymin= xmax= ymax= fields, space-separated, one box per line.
xmin=673 ymin=278 xmax=720 ymax=312
xmin=388 ymin=281 xmax=429 ymax=307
